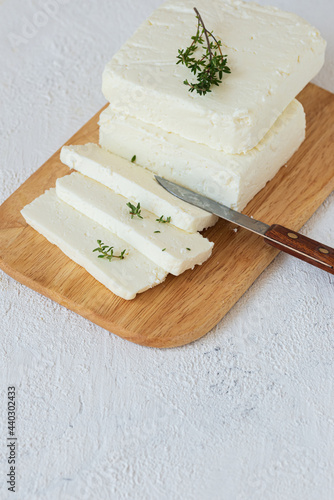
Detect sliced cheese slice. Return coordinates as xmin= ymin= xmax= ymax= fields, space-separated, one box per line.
xmin=60 ymin=144 xmax=218 ymax=233
xmin=56 ymin=173 xmax=214 ymax=276
xmin=99 ymin=99 xmax=306 ymax=211
xmin=21 ymin=189 xmax=167 ymax=300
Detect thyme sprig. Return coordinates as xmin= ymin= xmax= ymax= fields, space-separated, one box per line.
xmin=93 ymin=240 xmax=126 ymax=261
xmin=176 ymin=7 xmax=230 ymax=96
xmin=156 ymin=215 xmax=171 ymax=224
xmin=127 ymin=202 xmax=143 ymax=219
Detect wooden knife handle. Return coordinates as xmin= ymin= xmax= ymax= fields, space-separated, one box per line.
xmin=264 ymin=225 xmax=334 ymax=275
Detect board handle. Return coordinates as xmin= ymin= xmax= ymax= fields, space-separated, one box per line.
xmin=264 ymin=225 xmax=334 ymax=275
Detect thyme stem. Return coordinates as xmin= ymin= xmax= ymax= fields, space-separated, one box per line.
xmin=176 ymin=7 xmax=231 ymax=95
xmin=194 ymin=8 xmax=213 ymax=63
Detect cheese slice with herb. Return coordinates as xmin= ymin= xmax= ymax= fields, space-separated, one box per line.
xmin=56 ymin=173 xmax=214 ymax=276
xmin=99 ymin=99 xmax=306 ymax=211
xmin=60 ymin=144 xmax=218 ymax=233
xmin=21 ymin=189 xmax=167 ymax=300
xmin=102 ymin=0 xmax=325 ymax=154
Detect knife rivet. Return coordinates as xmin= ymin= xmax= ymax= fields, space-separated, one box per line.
xmin=319 ymin=247 xmax=329 ymax=254
xmin=288 ymin=233 xmax=298 ymax=239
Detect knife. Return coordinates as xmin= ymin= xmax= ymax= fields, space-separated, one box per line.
xmin=155 ymin=176 xmax=334 ymax=275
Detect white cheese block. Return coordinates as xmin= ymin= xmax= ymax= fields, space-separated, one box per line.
xmin=102 ymin=0 xmax=325 ymax=154
xmin=99 ymin=99 xmax=306 ymax=211
xmin=56 ymin=173 xmax=214 ymax=276
xmin=60 ymin=144 xmax=218 ymax=233
xmin=21 ymin=189 xmax=167 ymax=300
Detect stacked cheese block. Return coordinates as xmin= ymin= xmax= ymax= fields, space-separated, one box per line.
xmin=100 ymin=0 xmax=326 ymax=210
xmin=22 ymin=0 xmax=326 ymax=300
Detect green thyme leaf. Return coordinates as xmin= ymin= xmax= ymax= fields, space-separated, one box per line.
xmin=93 ymin=240 xmax=127 ymax=261
xmin=176 ymin=8 xmax=230 ymax=96
xmin=156 ymin=215 xmax=171 ymax=224
xmin=127 ymin=201 xmax=143 ymax=219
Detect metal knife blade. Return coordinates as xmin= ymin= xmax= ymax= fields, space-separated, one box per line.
xmin=155 ymin=175 xmax=334 ymax=274
xmin=155 ymin=176 xmax=269 ymax=237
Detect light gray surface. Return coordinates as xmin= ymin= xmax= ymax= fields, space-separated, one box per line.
xmin=0 ymin=1 xmax=333 ymax=499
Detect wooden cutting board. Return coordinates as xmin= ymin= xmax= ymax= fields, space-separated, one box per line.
xmin=0 ymin=84 xmax=333 ymax=348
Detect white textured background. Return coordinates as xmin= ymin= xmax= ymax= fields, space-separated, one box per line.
xmin=0 ymin=1 xmax=333 ymax=499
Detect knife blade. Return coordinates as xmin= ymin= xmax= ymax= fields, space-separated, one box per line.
xmin=155 ymin=176 xmax=334 ymax=275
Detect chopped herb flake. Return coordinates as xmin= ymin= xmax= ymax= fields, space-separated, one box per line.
xmin=127 ymin=201 xmax=143 ymax=219
xmin=93 ymin=240 xmax=127 ymax=261
xmin=156 ymin=215 xmax=171 ymax=224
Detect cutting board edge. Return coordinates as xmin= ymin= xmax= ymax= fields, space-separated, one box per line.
xmin=0 ymin=83 xmax=333 ymax=348
xmin=0 ymin=244 xmax=281 ymax=348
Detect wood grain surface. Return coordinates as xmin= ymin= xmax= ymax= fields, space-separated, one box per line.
xmin=264 ymin=224 xmax=334 ymax=274
xmin=0 ymin=83 xmax=333 ymax=348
